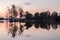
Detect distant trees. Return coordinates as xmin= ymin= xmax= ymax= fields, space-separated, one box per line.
xmin=6 ymin=5 xmax=60 ymax=23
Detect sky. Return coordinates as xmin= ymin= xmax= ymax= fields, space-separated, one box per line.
xmin=0 ymin=0 xmax=60 ymax=16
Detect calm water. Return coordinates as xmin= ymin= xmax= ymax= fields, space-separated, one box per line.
xmin=0 ymin=22 xmax=60 ymax=40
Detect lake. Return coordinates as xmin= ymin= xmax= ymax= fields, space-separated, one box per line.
xmin=0 ymin=22 xmax=60 ymax=40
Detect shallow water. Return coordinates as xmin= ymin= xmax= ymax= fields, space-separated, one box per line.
xmin=0 ymin=22 xmax=60 ymax=40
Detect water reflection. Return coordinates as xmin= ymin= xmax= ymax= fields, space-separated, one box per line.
xmin=5 ymin=21 xmax=60 ymax=37
xmin=6 ymin=22 xmax=18 ymax=37
xmin=0 ymin=5 xmax=60 ymax=38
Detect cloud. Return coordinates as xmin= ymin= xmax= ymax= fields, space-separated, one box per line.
xmin=23 ymin=2 xmax=32 ymax=5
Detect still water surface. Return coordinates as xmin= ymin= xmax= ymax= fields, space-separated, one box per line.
xmin=0 ymin=22 xmax=60 ymax=40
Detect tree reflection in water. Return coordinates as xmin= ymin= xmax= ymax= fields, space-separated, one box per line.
xmin=6 ymin=22 xmax=18 ymax=37
xmin=6 ymin=21 xmax=59 ymax=37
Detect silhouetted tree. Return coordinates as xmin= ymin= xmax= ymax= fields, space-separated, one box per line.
xmin=25 ymin=11 xmax=33 ymax=20
xmin=34 ymin=12 xmax=40 ymax=20
xmin=51 ymin=11 xmax=58 ymax=22
xmin=45 ymin=10 xmax=51 ymax=20
xmin=39 ymin=12 xmax=46 ymax=21
xmin=19 ymin=8 xmax=24 ymax=17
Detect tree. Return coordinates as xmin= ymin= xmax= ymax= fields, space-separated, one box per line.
xmin=25 ymin=11 xmax=33 ymax=20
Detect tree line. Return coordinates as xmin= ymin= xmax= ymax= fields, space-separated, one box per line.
xmin=6 ymin=5 xmax=60 ymax=23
